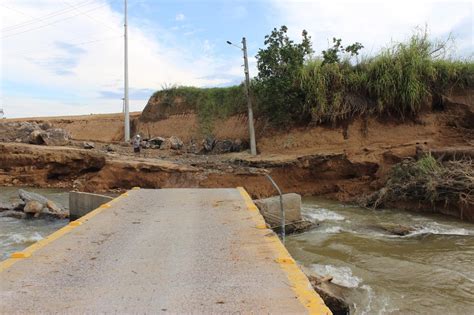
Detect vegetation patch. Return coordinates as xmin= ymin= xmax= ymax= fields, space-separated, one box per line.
xmin=363 ymin=154 xmax=474 ymax=212
xmin=145 ymin=27 xmax=473 ymax=131
xmin=299 ymin=31 xmax=473 ymax=123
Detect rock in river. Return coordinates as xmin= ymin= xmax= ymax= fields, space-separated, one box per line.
xmin=0 ymin=202 xmax=14 ymax=211
xmin=0 ymin=210 xmax=27 ymax=219
xmin=18 ymin=189 xmax=69 ymax=219
xmin=371 ymin=223 xmax=416 ymax=236
xmin=23 ymin=200 xmax=44 ymax=216
xmin=0 ymin=201 xmax=25 ymax=211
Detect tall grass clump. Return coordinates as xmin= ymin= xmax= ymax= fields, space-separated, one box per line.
xmin=363 ymin=32 xmax=437 ymax=118
xmin=431 ymin=59 xmax=474 ymax=92
xmin=299 ymin=30 xmax=474 ymax=123
xmin=298 ymin=59 xmax=368 ymax=122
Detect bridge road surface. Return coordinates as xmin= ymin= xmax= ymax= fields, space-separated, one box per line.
xmin=1 ymin=188 xmax=330 ymax=314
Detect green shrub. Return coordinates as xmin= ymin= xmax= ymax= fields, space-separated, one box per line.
xmin=255 ymin=25 xmax=313 ymax=125
xmin=416 ymin=154 xmax=441 ymax=174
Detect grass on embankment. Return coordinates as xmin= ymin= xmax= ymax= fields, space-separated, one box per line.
xmin=299 ymin=33 xmax=474 ymax=122
xmin=149 ymin=32 xmax=473 ymax=131
xmin=149 ymin=85 xmax=247 ymax=135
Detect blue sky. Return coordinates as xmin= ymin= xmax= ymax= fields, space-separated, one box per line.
xmin=0 ymin=0 xmax=472 ymax=118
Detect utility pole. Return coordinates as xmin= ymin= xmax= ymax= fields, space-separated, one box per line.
xmin=242 ymin=37 xmax=257 ymax=155
xmin=123 ymin=0 xmax=130 ymax=142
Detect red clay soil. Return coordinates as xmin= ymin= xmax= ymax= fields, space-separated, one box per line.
xmin=2 ymin=90 xmax=472 ymax=221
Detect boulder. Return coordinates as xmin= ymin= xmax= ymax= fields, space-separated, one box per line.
xmin=0 ymin=201 xmax=25 ymax=211
xmin=41 ymin=128 xmax=70 ymax=146
xmin=159 ymin=139 xmax=171 ymax=150
xmin=231 ymin=139 xmax=243 ymax=152
xmin=18 ymin=189 xmax=68 ymax=218
xmin=12 ymin=201 xmax=25 ymax=211
xmin=169 ymin=136 xmax=183 ymax=150
xmin=83 ymin=142 xmax=95 ymax=149
xmin=272 ymin=220 xmax=317 ymax=235
xmin=187 ymin=139 xmax=199 ymax=154
xmin=19 ymin=189 xmax=49 ymax=204
xmin=23 ymin=200 xmax=44 ymax=214
xmin=0 ymin=202 xmax=13 ymax=211
xmin=149 ymin=137 xmax=166 ymax=149
xmin=27 ymin=128 xmax=70 ymax=146
xmin=43 ymin=200 xmax=69 ymax=219
xmin=105 ymin=144 xmax=115 ymax=152
xmin=254 ymin=193 xmax=303 ymax=227
xmin=308 ymin=275 xmax=351 ymax=315
xmin=46 ymin=200 xmax=62 ymax=213
xmin=213 ymin=140 xmax=233 ymax=154
xmin=29 ymin=130 xmax=46 ymax=144
xmin=202 ymin=136 xmax=215 ymax=152
xmin=373 ymin=223 xmax=416 ymax=236
xmin=0 ymin=121 xmax=42 ymax=142
xmin=40 ymin=122 xmax=53 ymax=130
xmin=0 ymin=210 xmax=27 ymax=219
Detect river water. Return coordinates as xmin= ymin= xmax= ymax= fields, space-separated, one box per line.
xmin=1 ymin=188 xmax=473 ymax=314
xmin=0 ymin=187 xmax=68 ymax=260
xmin=286 ymin=197 xmax=474 ymax=314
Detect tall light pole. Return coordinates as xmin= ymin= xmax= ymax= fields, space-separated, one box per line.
xmin=123 ymin=0 xmax=130 ymax=142
xmin=227 ymin=38 xmax=257 ymax=156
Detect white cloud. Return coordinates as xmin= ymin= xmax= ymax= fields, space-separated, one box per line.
xmin=269 ymin=0 xmax=473 ymax=57
xmin=0 ymin=1 xmax=238 ymax=118
xmin=175 ymin=13 xmax=185 ymax=21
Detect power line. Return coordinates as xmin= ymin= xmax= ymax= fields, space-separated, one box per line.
xmin=1 ymin=0 xmax=97 ymax=32
xmin=61 ymin=0 xmax=120 ymax=34
xmin=1 ymin=2 xmax=112 ymax=39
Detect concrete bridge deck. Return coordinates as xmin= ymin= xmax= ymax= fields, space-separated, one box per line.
xmin=0 ymin=188 xmax=330 ymax=314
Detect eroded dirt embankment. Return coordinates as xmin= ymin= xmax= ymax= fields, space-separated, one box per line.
xmin=0 ymin=142 xmax=378 ymax=200
xmin=2 ymin=90 xmax=472 ymax=221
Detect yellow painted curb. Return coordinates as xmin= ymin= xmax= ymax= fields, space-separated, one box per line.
xmin=248 ymin=205 xmax=259 ymax=211
xmin=0 ymin=190 xmax=128 ymax=273
xmin=0 ymin=259 xmax=17 ymax=272
xmin=11 ymin=252 xmax=31 ymax=258
xmin=275 ymin=257 xmax=295 ymax=264
xmin=256 ymin=223 xmax=267 ymax=229
xmin=132 ymin=187 xmax=140 ymax=190
xmin=236 ymin=187 xmax=332 ymax=315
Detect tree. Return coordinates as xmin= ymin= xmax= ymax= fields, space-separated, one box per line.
xmin=322 ymin=38 xmax=364 ymax=65
xmin=255 ymin=25 xmax=313 ymax=125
